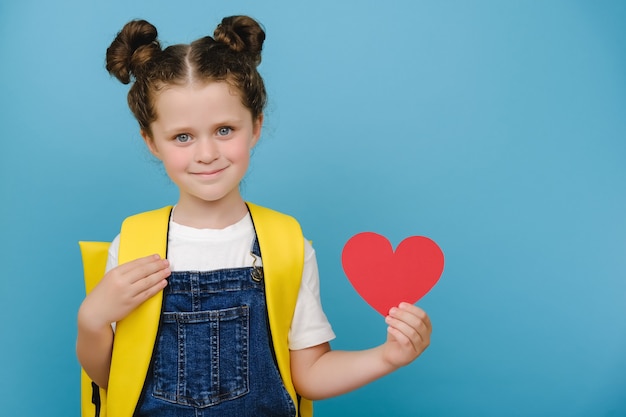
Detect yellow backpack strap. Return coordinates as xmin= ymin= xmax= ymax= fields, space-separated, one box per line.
xmin=78 ymin=241 xmax=110 ymax=417
xmin=106 ymin=206 xmax=172 ymax=417
xmin=247 ymin=203 xmax=312 ymax=417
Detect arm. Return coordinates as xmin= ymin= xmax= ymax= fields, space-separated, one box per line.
xmin=76 ymin=254 xmax=170 ymax=388
xmin=290 ymin=302 xmax=431 ymax=400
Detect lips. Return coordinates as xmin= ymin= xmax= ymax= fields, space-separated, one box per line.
xmin=191 ymin=167 xmax=226 ymax=176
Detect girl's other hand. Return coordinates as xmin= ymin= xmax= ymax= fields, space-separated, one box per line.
xmin=382 ymin=303 xmax=432 ymax=369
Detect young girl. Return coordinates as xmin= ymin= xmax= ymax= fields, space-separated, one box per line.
xmin=77 ymin=15 xmax=432 ymax=417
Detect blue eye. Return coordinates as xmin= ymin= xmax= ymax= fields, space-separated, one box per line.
xmin=175 ymin=134 xmax=191 ymax=143
xmin=217 ymin=127 xmax=232 ymax=136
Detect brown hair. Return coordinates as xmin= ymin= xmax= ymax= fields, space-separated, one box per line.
xmin=105 ymin=16 xmax=267 ymax=136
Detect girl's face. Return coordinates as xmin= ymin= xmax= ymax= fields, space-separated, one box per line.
xmin=142 ymin=81 xmax=262 ymax=212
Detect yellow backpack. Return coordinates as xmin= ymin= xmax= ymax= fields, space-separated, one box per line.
xmin=79 ymin=203 xmax=313 ymax=417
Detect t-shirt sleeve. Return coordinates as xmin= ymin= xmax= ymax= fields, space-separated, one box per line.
xmin=105 ymin=234 xmax=121 ymax=332
xmin=105 ymin=234 xmax=121 ymax=274
xmin=288 ymin=238 xmax=336 ymax=350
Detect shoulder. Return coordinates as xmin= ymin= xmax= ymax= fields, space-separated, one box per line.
xmin=121 ymin=206 xmax=173 ymax=226
xmin=247 ymin=202 xmax=302 ymax=234
xmin=119 ymin=206 xmax=172 ymax=263
xmin=247 ymin=202 xmax=298 ymax=221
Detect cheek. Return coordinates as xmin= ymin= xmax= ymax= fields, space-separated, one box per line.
xmin=160 ymin=150 xmax=189 ymax=171
xmin=236 ymin=147 xmax=252 ymax=162
xmin=223 ymin=141 xmax=252 ymax=163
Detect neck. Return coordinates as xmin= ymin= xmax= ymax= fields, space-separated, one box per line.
xmin=172 ymin=194 xmax=249 ymax=229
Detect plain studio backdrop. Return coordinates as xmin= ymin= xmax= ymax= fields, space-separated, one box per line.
xmin=1 ymin=1 xmax=625 ymax=416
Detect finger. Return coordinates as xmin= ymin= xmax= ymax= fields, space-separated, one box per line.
xmin=386 ymin=312 xmax=430 ymax=351
xmin=386 ymin=314 xmax=427 ymax=343
xmin=407 ymin=304 xmax=432 ymax=330
xmin=397 ymin=302 xmax=428 ymax=318
xmin=386 ymin=322 xmax=426 ymax=358
xmin=390 ymin=304 xmax=430 ymax=330
xmin=123 ymin=256 xmax=170 ymax=285
xmin=133 ymin=275 xmax=169 ymax=304
xmin=115 ymin=254 xmax=163 ymax=272
xmin=129 ymin=265 xmax=170 ymax=297
xmin=394 ymin=303 xmax=432 ymax=332
xmin=386 ymin=325 xmax=410 ymax=345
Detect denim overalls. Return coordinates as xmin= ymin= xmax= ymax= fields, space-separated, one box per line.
xmin=134 ymin=236 xmax=296 ymax=417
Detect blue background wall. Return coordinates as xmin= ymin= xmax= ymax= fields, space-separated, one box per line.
xmin=1 ymin=1 xmax=625 ymax=415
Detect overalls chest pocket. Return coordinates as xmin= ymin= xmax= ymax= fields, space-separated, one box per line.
xmin=153 ymin=305 xmax=250 ymax=408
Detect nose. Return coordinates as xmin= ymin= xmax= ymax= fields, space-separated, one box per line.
xmin=195 ymin=137 xmax=220 ymax=164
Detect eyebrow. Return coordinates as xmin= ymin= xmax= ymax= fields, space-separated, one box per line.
xmin=160 ymin=118 xmax=247 ymax=133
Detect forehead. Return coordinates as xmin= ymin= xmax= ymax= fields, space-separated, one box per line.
xmin=152 ymin=81 xmax=251 ymax=124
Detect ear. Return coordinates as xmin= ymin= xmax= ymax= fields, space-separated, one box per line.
xmin=250 ymin=114 xmax=264 ymax=148
xmin=141 ymin=129 xmax=161 ymax=159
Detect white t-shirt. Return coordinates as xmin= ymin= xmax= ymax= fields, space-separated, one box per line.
xmin=105 ymin=213 xmax=335 ymax=350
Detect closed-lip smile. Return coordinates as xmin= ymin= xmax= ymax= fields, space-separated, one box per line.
xmin=191 ymin=167 xmax=226 ymax=176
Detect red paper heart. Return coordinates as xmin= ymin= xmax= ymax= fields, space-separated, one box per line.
xmin=341 ymin=232 xmax=444 ymax=316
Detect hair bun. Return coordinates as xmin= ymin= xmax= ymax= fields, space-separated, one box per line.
xmin=106 ymin=20 xmax=161 ymax=84
xmin=213 ymin=15 xmax=265 ymax=65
